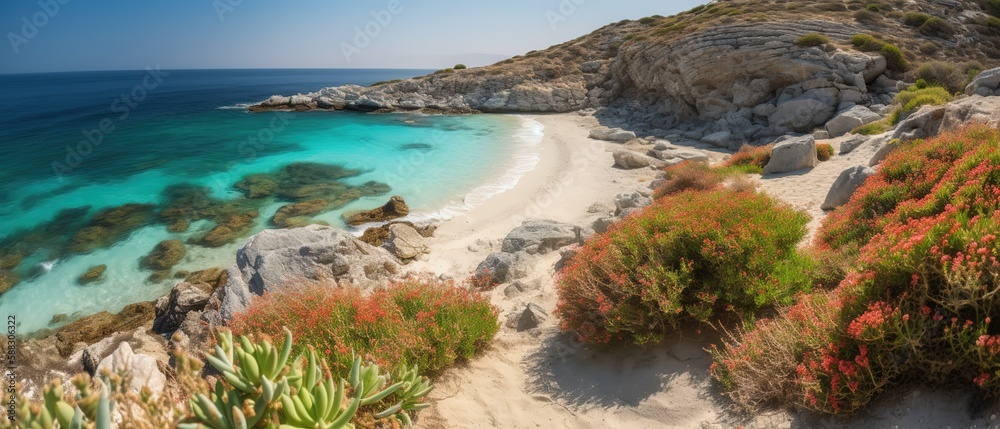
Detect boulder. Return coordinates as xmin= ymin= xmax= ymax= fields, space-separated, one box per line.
xmin=592 ymin=217 xmax=618 ymax=234
xmin=839 ymin=134 xmax=870 ymax=154
xmin=613 ymin=150 xmax=662 ymax=169
xmin=501 ymin=219 xmax=583 ymax=255
xmin=821 ymin=166 xmax=876 ymax=210
xmin=825 ymin=106 xmax=881 ymax=137
xmin=762 ymin=135 xmax=818 ymax=175
xmin=385 ymin=223 xmax=429 ymax=260
xmin=210 ymin=225 xmax=399 ymax=322
xmin=153 ymin=281 xmax=214 ymax=335
xmin=614 ymin=192 xmax=652 ymax=216
xmin=474 ymin=251 xmax=531 ymax=284
xmin=965 ymin=67 xmax=1000 ymax=96
xmin=345 ymin=196 xmax=409 ymax=226
xmin=96 ymin=342 xmax=166 ymax=397
xmin=701 ymin=131 xmax=731 ymax=148
xmin=590 ymin=127 xmax=636 ymax=142
xmin=770 ymin=97 xmax=837 ymax=133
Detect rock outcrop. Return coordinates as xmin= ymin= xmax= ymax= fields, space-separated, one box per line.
xmin=206 ymin=225 xmax=399 ymax=322
xmin=826 ymin=106 xmax=881 ymax=137
xmin=345 ymin=196 xmax=410 ymax=226
xmin=96 ymin=342 xmax=167 ymax=397
xmin=966 ymin=67 xmax=1000 ymax=97
xmin=613 ymin=150 xmax=664 ymax=170
xmin=893 ymin=96 xmax=1000 ymax=142
xmin=500 ymin=219 xmax=585 ymax=255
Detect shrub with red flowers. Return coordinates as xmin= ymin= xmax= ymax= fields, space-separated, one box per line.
xmin=229 ymin=276 xmax=500 ymax=377
xmin=556 ymin=188 xmax=812 ymax=345
xmin=719 ymin=144 xmax=773 ymax=174
xmin=713 ymin=126 xmax=1000 ymax=414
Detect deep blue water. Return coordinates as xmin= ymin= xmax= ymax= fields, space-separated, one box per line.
xmin=0 ymin=69 xmax=542 ymax=334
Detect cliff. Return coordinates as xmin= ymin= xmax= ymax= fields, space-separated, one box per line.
xmin=251 ymin=0 xmax=999 ymax=146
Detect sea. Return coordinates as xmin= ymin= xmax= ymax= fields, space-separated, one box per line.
xmin=0 ymin=69 xmax=543 ymax=335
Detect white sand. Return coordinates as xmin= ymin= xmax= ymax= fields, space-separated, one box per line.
xmin=408 ymin=117 xmax=999 ymax=428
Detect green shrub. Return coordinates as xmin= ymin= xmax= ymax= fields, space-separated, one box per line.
xmin=915 ymin=61 xmax=966 ymax=93
xmin=716 ymin=126 xmax=1000 ymax=414
xmin=851 ymin=119 xmax=892 ymax=135
xmin=989 ymin=16 xmax=1000 ymax=30
xmin=230 ymin=277 xmax=499 ymax=376
xmin=894 ymin=85 xmax=953 ymax=116
xmin=556 ymin=188 xmax=812 ymax=346
xmin=919 ymin=41 xmax=940 ymax=55
xmin=816 ymin=143 xmax=834 ymax=161
xmin=453 ymin=64 xmax=467 ymax=70
xmin=866 ymin=3 xmax=881 ymax=11
xmin=850 ymin=33 xmax=883 ymax=52
xmin=639 ymin=16 xmax=659 ymax=25
xmin=795 ymin=33 xmax=830 ymax=47
xmin=902 ymin=12 xmax=932 ymax=27
xmin=920 ymin=17 xmax=954 ymax=37
xmin=881 ymin=43 xmax=908 ymax=71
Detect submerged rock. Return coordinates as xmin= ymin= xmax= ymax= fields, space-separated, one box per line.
xmin=271 ymin=199 xmax=328 ymax=228
xmin=345 ymin=196 xmax=410 ymax=226
xmin=77 ymin=264 xmax=107 ymax=285
xmin=140 ymin=240 xmax=186 ymax=271
xmin=0 ymin=270 xmax=20 ymax=296
xmin=69 ymin=203 xmax=156 ymax=253
xmin=234 ymin=174 xmax=279 ymax=198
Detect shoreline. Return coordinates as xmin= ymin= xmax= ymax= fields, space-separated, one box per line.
xmin=405 ymin=113 xmax=652 ymax=278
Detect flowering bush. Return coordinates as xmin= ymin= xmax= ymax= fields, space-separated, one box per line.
xmin=714 ymin=126 xmax=1000 ymax=414
xmin=816 ymin=143 xmax=834 ymax=162
xmin=230 ymin=277 xmax=500 ymax=377
xmin=556 ymin=188 xmax=812 ymax=345
xmin=720 ymin=144 xmax=773 ymax=174
xmin=653 ymin=161 xmax=726 ymax=197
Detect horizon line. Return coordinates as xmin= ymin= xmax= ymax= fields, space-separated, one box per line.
xmin=0 ymin=66 xmax=447 ymax=77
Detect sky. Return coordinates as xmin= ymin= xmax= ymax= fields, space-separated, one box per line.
xmin=0 ymin=0 xmax=704 ymax=74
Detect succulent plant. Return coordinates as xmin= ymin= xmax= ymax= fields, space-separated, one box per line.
xmin=181 ymin=327 xmax=430 ymax=429
xmin=3 ymin=375 xmax=112 ymax=429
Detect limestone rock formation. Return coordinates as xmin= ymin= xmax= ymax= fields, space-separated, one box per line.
xmin=893 ymin=96 xmax=1000 ymax=142
xmin=822 ymin=165 xmax=876 ymax=210
xmin=208 ymin=225 xmax=399 ymax=322
xmin=763 ymin=135 xmax=818 ymax=175
xmin=153 ymin=281 xmax=214 ymax=335
xmin=500 ymin=219 xmax=584 ymax=255
xmin=826 ymin=106 xmax=881 ymax=137
xmin=589 ymin=126 xmax=637 ymax=142
xmin=966 ymin=67 xmax=1000 ymax=97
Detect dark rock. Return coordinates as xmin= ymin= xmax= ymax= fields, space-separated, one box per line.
xmin=509 ymin=303 xmax=548 ymax=331
xmin=49 ymin=313 xmax=68 ymax=325
xmin=345 ymin=196 xmax=410 ymax=226
xmin=153 ymin=282 xmax=214 ymax=335
xmin=140 ymin=240 xmax=186 ymax=271
xmin=53 ymin=301 xmax=156 ymax=357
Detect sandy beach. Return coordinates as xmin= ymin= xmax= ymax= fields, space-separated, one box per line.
xmin=406 ymin=115 xmax=1000 ymax=429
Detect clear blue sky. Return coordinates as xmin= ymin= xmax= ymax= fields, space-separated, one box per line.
xmin=0 ymin=0 xmax=704 ymax=74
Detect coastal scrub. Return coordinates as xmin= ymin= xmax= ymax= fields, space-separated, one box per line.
xmin=556 ymin=188 xmax=812 ymax=346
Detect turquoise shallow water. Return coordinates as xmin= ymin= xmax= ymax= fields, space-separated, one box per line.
xmin=0 ymin=70 xmax=541 ymax=335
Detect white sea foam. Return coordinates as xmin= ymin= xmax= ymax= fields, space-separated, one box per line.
xmin=215 ymin=102 xmax=254 ymax=110
xmin=404 ymin=116 xmax=544 ymax=223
